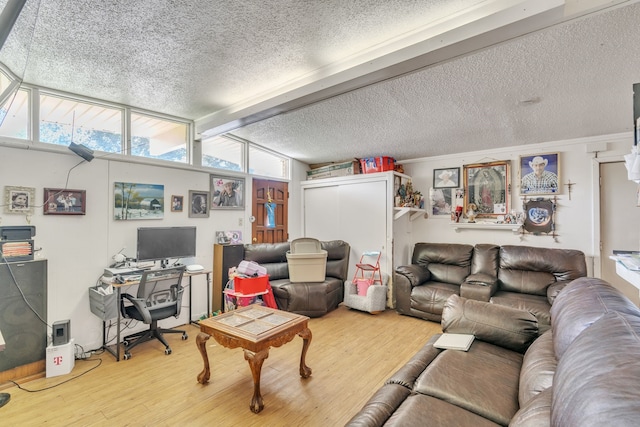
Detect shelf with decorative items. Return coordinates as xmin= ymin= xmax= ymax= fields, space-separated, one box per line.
xmin=393 ymin=207 xmax=427 ymax=221
xmin=393 ymin=172 xmax=425 ymax=214
xmin=450 ymin=222 xmax=522 ymax=233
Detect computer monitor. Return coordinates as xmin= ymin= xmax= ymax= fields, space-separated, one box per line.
xmin=136 ymin=226 xmax=196 ymax=267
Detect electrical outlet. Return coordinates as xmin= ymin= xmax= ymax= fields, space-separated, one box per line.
xmin=238 ymin=218 xmax=243 ymax=226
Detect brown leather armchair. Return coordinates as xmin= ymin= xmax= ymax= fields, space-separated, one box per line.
xmin=394 ymin=243 xmax=474 ymax=322
xmin=243 ymin=240 xmax=350 ymax=317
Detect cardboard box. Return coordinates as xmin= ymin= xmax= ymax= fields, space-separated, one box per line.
xmin=306 ymin=160 xmax=360 ymax=180
xmin=46 ymin=339 xmax=75 ymax=378
xmin=359 ymin=156 xmax=395 ymax=174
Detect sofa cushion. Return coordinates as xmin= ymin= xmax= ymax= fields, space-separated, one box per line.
xmin=470 ymin=244 xmax=500 ymax=277
xmin=490 ymin=291 xmax=552 ymax=331
xmin=519 ymin=330 xmax=555 ymax=407
xmin=498 ymin=246 xmax=587 ymax=296
xmin=385 ymin=394 xmax=502 ymax=427
xmin=322 ymin=240 xmax=350 ymax=280
xmin=243 ymin=242 xmax=291 ymax=280
xmin=510 ymin=387 xmax=552 ymax=427
xmin=395 ymin=264 xmax=431 ymax=287
xmin=411 ymin=282 xmax=459 ymax=318
xmin=442 ymin=295 xmax=539 ymax=353
xmin=550 ymin=277 xmax=640 ymax=359
xmin=415 ymin=340 xmax=522 ymax=426
xmin=552 ymin=312 xmax=640 ymax=427
xmin=412 ymin=243 xmax=473 ymax=285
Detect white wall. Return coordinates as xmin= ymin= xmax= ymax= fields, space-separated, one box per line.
xmin=0 ymin=142 xmax=303 ymax=352
xmin=401 ymin=133 xmax=632 ymax=265
xmin=0 ymin=131 xmax=634 ymax=352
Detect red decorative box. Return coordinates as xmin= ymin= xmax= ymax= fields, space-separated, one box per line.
xmin=234 ymin=275 xmax=269 ymax=295
xmin=359 ymin=156 xmax=395 ymax=174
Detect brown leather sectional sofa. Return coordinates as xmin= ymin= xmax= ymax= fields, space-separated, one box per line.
xmin=394 ymin=243 xmax=588 ymax=332
xmin=346 ymin=277 xmax=640 ymax=426
xmin=243 ymin=240 xmax=350 ymax=317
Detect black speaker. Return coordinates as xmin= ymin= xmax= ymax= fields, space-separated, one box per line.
xmin=52 ymin=319 xmax=70 ymax=346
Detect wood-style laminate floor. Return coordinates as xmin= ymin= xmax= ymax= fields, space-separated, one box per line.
xmin=1 ymin=305 xmax=440 ymax=426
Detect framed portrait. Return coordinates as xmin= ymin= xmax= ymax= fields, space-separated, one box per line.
xmin=210 ymin=175 xmax=244 ymax=210
xmin=170 ymin=195 xmax=183 ymax=212
xmin=463 ymin=160 xmax=511 ymax=218
xmin=43 ymin=188 xmax=86 ymax=215
xmin=4 ymin=186 xmax=35 ymax=215
xmin=189 ymin=190 xmax=209 ymax=218
xmin=114 ymin=182 xmax=164 ymax=221
xmin=519 ymin=153 xmax=560 ymax=195
xmin=430 ymin=187 xmax=454 ymax=216
xmin=433 ymin=167 xmax=460 ymax=189
xmin=523 ymin=198 xmax=556 ymax=235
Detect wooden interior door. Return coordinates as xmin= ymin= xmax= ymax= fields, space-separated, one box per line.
xmin=252 ymin=179 xmax=288 ymax=243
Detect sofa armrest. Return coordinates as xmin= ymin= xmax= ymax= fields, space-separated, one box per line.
xmin=460 ymin=273 xmax=498 ymax=302
xmin=442 ymin=294 xmax=539 ymax=353
xmin=395 ymin=264 xmax=431 ymax=287
xmin=547 ymin=280 xmax=570 ymax=305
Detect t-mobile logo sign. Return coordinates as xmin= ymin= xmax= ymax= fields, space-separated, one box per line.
xmin=53 ymin=356 xmax=64 ymax=365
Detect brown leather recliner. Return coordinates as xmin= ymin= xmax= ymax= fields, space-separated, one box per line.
xmin=395 ymin=243 xmax=587 ymax=330
xmin=243 ymin=240 xmax=350 ymax=317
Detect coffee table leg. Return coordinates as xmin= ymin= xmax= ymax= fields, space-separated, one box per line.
xmin=298 ymin=327 xmax=312 ymax=378
xmin=196 ymin=332 xmax=211 ymax=384
xmin=244 ymin=348 xmax=269 ymax=413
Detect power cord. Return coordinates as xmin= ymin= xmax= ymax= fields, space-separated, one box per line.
xmin=8 ymin=358 xmax=102 ymax=393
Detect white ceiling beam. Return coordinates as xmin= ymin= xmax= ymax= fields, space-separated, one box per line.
xmin=196 ymin=0 xmax=566 ymax=138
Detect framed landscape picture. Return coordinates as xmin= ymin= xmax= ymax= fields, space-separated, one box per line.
xmin=463 ymin=160 xmax=510 ymax=218
xmin=44 ymin=188 xmax=86 ymax=215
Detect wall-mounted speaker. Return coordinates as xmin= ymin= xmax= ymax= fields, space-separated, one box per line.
xmin=68 ymin=142 xmax=94 ymax=162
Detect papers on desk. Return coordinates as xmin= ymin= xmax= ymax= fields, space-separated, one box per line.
xmin=611 ymin=252 xmax=640 ymax=271
xmin=433 ymin=333 xmax=475 ymax=351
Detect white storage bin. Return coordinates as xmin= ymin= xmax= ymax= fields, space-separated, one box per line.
xmin=287 ymin=238 xmax=327 ymax=283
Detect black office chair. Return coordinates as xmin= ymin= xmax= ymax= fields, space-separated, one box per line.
xmin=120 ymin=266 xmax=188 ymax=359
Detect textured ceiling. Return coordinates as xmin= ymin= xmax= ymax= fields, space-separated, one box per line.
xmin=1 ymin=0 xmax=639 ymax=164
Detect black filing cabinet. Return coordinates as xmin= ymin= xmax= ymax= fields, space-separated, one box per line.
xmin=0 ymin=259 xmax=47 ymax=372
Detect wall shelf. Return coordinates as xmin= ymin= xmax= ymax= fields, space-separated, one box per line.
xmin=394 ymin=207 xmax=427 ymax=221
xmin=450 ymin=222 xmax=521 ymax=233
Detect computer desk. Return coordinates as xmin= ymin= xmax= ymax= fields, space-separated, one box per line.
xmin=99 ymin=269 xmax=211 ymax=361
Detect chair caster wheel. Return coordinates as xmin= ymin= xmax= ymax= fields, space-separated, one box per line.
xmin=165 ymin=348 xmax=172 ymax=355
xmin=123 ymin=352 xmax=131 ymax=360
xmin=123 ymin=340 xmax=130 ymax=347
xmin=182 ymin=332 xmax=188 ymax=340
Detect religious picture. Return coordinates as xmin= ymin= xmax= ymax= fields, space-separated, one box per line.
xmin=463 ymin=161 xmax=510 ymax=218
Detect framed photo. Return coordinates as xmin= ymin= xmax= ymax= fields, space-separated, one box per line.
xmin=114 ymin=182 xmax=164 ymax=221
xmin=4 ymin=186 xmax=35 ymax=215
xmin=430 ymin=187 xmax=454 ymax=216
xmin=463 ymin=160 xmax=511 ymax=218
xmin=170 ymin=195 xmax=183 ymax=212
xmin=215 ymin=230 xmax=243 ymax=245
xmin=519 ymin=153 xmax=560 ymax=195
xmin=523 ymin=198 xmax=555 ymax=235
xmin=43 ymin=188 xmax=86 ymax=215
xmin=433 ymin=167 xmax=460 ymax=189
xmin=189 ymin=190 xmax=209 ymax=218
xmin=210 ymin=175 xmax=244 ymax=210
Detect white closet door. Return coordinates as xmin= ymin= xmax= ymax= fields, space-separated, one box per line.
xmin=303 ymin=179 xmax=388 ymax=280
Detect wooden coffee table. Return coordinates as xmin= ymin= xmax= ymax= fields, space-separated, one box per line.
xmin=196 ymin=304 xmax=312 ymax=413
